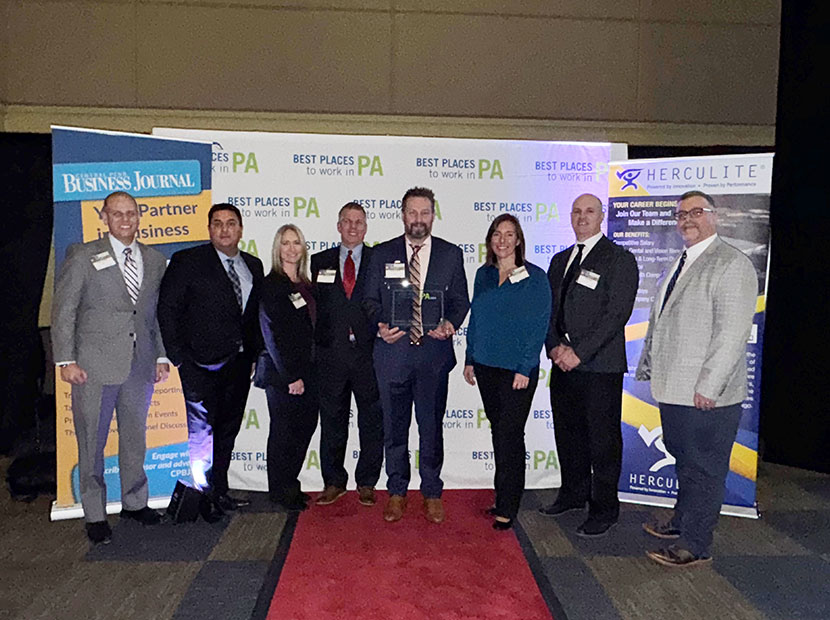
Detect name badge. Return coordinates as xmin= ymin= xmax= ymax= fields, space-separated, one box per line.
xmin=317 ymin=269 xmax=336 ymax=284
xmin=91 ymin=251 xmax=116 ymax=271
xmin=576 ymin=268 xmax=600 ymax=290
xmin=289 ymin=292 xmax=307 ymax=309
xmin=385 ymin=261 xmax=405 ymax=279
xmin=509 ymin=265 xmax=529 ymax=283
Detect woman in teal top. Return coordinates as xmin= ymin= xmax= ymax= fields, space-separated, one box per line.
xmin=463 ymin=214 xmax=551 ymax=529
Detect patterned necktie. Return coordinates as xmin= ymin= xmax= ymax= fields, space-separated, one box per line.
xmin=555 ymin=243 xmax=584 ymax=339
xmin=343 ymin=250 xmax=356 ymax=299
xmin=122 ymin=248 xmax=140 ymax=304
xmin=409 ymin=244 xmax=424 ymax=344
xmin=227 ymin=258 xmax=243 ymax=310
xmin=661 ymin=250 xmax=687 ymax=314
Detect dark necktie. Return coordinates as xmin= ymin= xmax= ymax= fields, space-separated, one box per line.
xmin=226 ymin=258 xmax=243 ymax=310
xmin=555 ymin=243 xmax=584 ymax=339
xmin=409 ymin=244 xmax=423 ymax=344
xmin=122 ymin=248 xmax=140 ymax=304
xmin=661 ymin=250 xmax=687 ymax=314
xmin=343 ymin=250 xmax=356 ymax=299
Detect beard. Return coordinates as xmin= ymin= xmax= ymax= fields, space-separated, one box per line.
xmin=406 ymin=222 xmax=430 ymax=240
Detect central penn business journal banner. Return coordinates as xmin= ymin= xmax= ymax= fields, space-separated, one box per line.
xmin=154 ymin=128 xmax=628 ymax=493
xmin=51 ymin=126 xmax=213 ymax=520
xmin=608 ymin=153 xmax=772 ymax=518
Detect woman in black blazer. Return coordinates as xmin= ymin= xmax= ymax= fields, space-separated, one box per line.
xmin=256 ymin=224 xmax=318 ymax=511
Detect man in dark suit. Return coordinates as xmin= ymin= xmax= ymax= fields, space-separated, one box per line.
xmin=312 ymin=202 xmax=383 ymax=507
xmin=364 ymin=187 xmax=470 ymax=524
xmin=52 ymin=191 xmax=167 ymax=544
xmin=157 ymin=203 xmax=264 ymax=516
xmin=539 ymin=193 xmax=639 ymax=537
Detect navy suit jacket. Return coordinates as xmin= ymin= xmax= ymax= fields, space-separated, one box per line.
xmin=363 ymin=235 xmax=470 ymax=375
xmin=544 ymin=235 xmax=638 ymax=373
xmin=311 ymin=244 xmax=375 ymax=352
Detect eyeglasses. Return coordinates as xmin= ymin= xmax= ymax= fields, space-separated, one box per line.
xmin=674 ymin=207 xmax=713 ymax=221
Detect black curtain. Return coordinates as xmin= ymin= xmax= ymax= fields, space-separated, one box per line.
xmin=0 ymin=133 xmax=52 ymax=454
xmin=761 ymin=1 xmax=830 ymax=473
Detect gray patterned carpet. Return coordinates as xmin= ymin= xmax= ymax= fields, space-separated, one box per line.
xmin=1 ymin=460 xmax=827 ymax=620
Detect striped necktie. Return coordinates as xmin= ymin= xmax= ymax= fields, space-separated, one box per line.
xmin=122 ymin=248 xmax=140 ymax=304
xmin=227 ymin=259 xmax=243 ymax=310
xmin=409 ymin=244 xmax=424 ymax=344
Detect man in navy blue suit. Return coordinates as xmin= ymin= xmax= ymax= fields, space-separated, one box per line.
xmin=364 ymin=187 xmax=470 ymax=524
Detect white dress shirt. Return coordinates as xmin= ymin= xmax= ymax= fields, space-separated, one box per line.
xmin=216 ymin=248 xmax=254 ymax=311
xmin=563 ymin=231 xmax=603 ymax=274
xmin=405 ymin=235 xmax=432 ymax=286
xmin=656 ymin=234 xmax=718 ymax=310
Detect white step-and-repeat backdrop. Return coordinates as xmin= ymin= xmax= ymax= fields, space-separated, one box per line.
xmin=154 ymin=128 xmax=627 ymax=492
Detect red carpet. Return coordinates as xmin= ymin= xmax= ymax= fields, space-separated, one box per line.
xmin=267 ymin=489 xmax=554 ymax=620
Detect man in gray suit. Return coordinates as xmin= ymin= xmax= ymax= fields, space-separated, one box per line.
xmin=636 ymin=190 xmax=757 ymax=567
xmin=52 ymin=191 xmax=169 ymax=545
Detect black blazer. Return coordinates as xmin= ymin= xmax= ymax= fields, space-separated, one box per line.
xmin=158 ymin=243 xmax=264 ymax=367
xmin=544 ymin=235 xmax=639 ymax=373
xmin=257 ymin=272 xmax=315 ymax=387
xmin=310 ymin=244 xmax=375 ymax=352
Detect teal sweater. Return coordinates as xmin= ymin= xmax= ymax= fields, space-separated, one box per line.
xmin=465 ymin=262 xmax=551 ymax=377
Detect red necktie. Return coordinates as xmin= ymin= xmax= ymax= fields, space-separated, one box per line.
xmin=343 ymin=250 xmax=356 ymax=299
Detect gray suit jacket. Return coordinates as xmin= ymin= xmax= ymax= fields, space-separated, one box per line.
xmin=635 ymin=237 xmax=757 ymax=406
xmin=52 ymin=235 xmax=167 ymax=385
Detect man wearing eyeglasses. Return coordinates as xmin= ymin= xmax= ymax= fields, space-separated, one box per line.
xmin=636 ymin=190 xmax=757 ymax=568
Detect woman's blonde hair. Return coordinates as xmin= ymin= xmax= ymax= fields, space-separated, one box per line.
xmin=270 ymin=223 xmax=310 ymax=283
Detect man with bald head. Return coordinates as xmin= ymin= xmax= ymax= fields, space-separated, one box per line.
xmin=52 ymin=191 xmax=169 ymax=545
xmin=539 ymin=193 xmax=639 ymax=537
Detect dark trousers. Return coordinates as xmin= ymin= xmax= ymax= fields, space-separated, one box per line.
xmin=179 ymin=354 xmax=252 ymax=496
xmin=660 ymin=402 xmax=742 ymax=557
xmin=376 ymin=347 xmax=449 ymax=498
xmin=265 ymin=379 xmax=318 ymax=501
xmin=317 ymin=346 xmax=383 ymax=489
xmin=475 ymin=364 xmax=538 ymax=519
xmin=550 ymin=368 xmax=623 ymax=523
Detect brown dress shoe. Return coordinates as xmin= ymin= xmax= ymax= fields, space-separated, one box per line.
xmin=316 ymin=486 xmax=346 ymax=506
xmin=358 ymin=486 xmax=376 ymax=506
xmin=383 ymin=495 xmax=407 ymax=522
xmin=424 ymin=498 xmax=445 ymax=524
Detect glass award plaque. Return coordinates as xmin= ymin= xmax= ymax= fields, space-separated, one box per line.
xmin=391 ymin=288 xmax=444 ymax=329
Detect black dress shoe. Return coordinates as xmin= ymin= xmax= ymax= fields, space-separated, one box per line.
xmin=120 ymin=507 xmax=162 ymax=525
xmin=86 ymin=521 xmax=112 ymax=545
xmin=199 ymin=495 xmax=225 ymax=523
xmin=268 ymin=491 xmax=308 ymax=512
xmin=492 ymin=518 xmax=513 ymax=531
xmin=216 ymin=494 xmax=250 ymax=511
xmin=538 ymin=501 xmax=584 ymax=517
xmin=576 ymin=517 xmax=616 ymax=538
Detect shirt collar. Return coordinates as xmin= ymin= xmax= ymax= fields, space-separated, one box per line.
xmin=684 ymin=233 xmax=718 ymax=262
xmin=406 ymin=235 xmax=431 ymax=250
xmin=340 ymin=242 xmax=363 ymax=260
xmin=108 ymin=234 xmax=138 ymax=256
xmin=216 ymin=247 xmax=240 ymax=266
xmin=575 ymin=231 xmax=603 ymax=253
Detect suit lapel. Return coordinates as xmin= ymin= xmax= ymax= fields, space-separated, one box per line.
xmin=353 ymin=244 xmax=370 ymax=295
xmin=98 ymin=235 xmax=132 ymax=305
xmin=212 ymin=248 xmax=242 ymax=315
xmin=661 ymin=238 xmax=721 ymax=316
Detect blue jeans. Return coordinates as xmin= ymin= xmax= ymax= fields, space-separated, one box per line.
xmin=659 ymin=402 xmax=743 ymax=557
